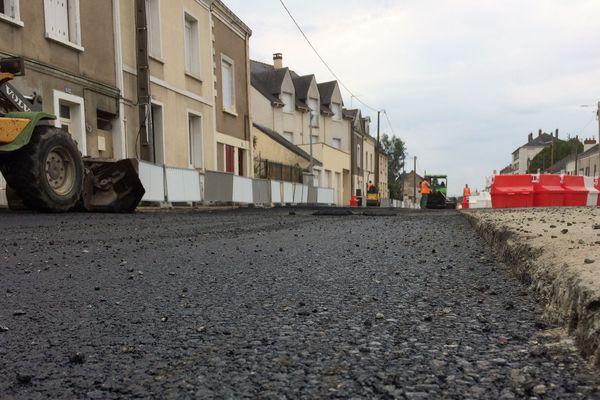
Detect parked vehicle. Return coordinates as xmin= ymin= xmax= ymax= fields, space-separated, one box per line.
xmin=0 ymin=57 xmax=144 ymax=212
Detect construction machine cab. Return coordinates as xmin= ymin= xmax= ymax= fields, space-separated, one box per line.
xmin=424 ymin=174 xmax=456 ymax=209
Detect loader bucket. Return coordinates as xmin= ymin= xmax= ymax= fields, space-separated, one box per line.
xmin=81 ymin=158 xmax=145 ymax=213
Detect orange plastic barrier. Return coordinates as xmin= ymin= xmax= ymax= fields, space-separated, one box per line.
xmin=490 ymin=175 xmax=534 ymax=209
xmin=533 ymin=175 xmax=565 ymax=207
xmin=562 ymin=176 xmax=588 ymax=207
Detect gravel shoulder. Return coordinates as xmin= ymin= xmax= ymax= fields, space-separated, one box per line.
xmin=1 ymin=208 xmax=600 ymax=399
xmin=464 ymin=207 xmax=600 ymax=366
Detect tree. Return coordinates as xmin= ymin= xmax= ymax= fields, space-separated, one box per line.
xmin=380 ymin=134 xmax=407 ymax=199
xmin=527 ymin=138 xmax=582 ymax=173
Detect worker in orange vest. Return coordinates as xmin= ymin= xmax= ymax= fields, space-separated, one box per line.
xmin=419 ymin=179 xmax=431 ymax=209
xmin=463 ymin=184 xmax=471 ymax=199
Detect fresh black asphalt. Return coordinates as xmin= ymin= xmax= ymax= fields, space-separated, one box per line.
xmin=1 ymin=209 xmax=599 ymax=399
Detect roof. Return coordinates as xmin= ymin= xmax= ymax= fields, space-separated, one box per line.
xmin=292 ymin=75 xmax=314 ymax=101
xmin=253 ymin=123 xmax=322 ymax=166
xmin=211 ymin=0 xmax=252 ymax=36
xmin=317 ymin=81 xmax=337 ymax=105
xmin=250 ymin=62 xmax=289 ymax=106
xmin=515 ymin=133 xmax=557 ymax=152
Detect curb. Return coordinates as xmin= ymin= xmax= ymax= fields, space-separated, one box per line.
xmin=463 ymin=211 xmax=600 ymax=367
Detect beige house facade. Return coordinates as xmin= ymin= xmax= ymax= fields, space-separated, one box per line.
xmin=212 ymin=1 xmax=252 ymax=176
xmin=117 ymin=0 xmax=216 ymax=170
xmin=250 ymin=55 xmax=352 ymax=205
xmin=378 ymin=151 xmax=389 ymax=199
xmin=0 ymin=0 xmax=121 ymax=158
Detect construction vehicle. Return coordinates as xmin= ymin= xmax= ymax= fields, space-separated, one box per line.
xmin=366 ymin=185 xmax=380 ymax=207
xmin=425 ymin=174 xmax=457 ymax=209
xmin=0 ymin=57 xmax=144 ymax=212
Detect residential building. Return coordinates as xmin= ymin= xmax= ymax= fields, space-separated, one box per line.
xmin=511 ymin=129 xmax=559 ymax=174
xmin=399 ymin=170 xmax=423 ymax=203
xmin=250 ymin=54 xmax=352 ymax=205
xmin=211 ymin=1 xmax=253 ymax=176
xmin=344 ymin=108 xmax=369 ymax=197
xmin=550 ymin=139 xmax=599 ymax=177
xmin=117 ymin=0 xmax=216 ymax=170
xmin=378 ymin=150 xmax=389 ymax=199
xmin=0 ymin=0 xmax=121 ymax=158
xmin=363 ymin=131 xmax=376 ymax=193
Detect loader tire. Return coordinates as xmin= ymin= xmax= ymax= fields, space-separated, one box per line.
xmin=0 ymin=126 xmax=83 ymax=212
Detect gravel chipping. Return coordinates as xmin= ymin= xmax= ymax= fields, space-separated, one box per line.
xmin=1 ymin=208 xmax=599 ymax=399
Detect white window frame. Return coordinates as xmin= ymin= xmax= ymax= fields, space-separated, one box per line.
xmin=145 ymin=0 xmax=162 ymax=60
xmin=183 ymin=12 xmax=200 ymax=78
xmin=53 ymin=90 xmax=86 ymax=155
xmin=0 ymin=0 xmax=23 ymax=27
xmin=332 ymin=138 xmax=341 ymax=149
xmin=308 ymin=97 xmax=319 ymax=128
xmin=187 ymin=111 xmax=203 ymax=169
xmin=149 ymin=101 xmax=165 ymax=165
xmin=43 ymin=0 xmax=83 ymax=51
xmin=357 ymin=144 xmax=361 ymax=167
xmin=310 ymin=134 xmax=319 ymax=144
xmin=282 ymin=92 xmax=294 ymax=113
xmin=283 ymin=131 xmax=294 ymax=143
xmin=221 ymin=54 xmax=236 ymax=114
xmin=331 ymin=102 xmax=342 ymax=121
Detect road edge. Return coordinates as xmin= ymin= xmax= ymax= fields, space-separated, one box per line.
xmin=463 ymin=211 xmax=600 ymax=367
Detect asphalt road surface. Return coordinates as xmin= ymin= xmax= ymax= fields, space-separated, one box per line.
xmin=1 ymin=209 xmax=599 ymax=399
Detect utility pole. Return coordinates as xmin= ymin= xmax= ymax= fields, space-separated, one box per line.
xmin=375 ymin=110 xmax=380 ymax=191
xmin=135 ymin=0 xmax=152 ymax=162
xmin=413 ymin=156 xmax=417 ymax=205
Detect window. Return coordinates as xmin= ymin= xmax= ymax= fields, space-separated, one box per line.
xmin=282 ymin=92 xmax=294 ymax=113
xmin=59 ymin=104 xmax=71 ymax=133
xmin=357 ymin=144 xmax=361 ymax=167
xmin=331 ymin=102 xmax=341 ymax=120
xmin=44 ymin=0 xmax=82 ymax=48
xmin=145 ymin=0 xmax=161 ymax=59
xmin=308 ymin=97 xmax=319 ymax=127
xmin=188 ymin=114 xmax=203 ymax=168
xmin=184 ymin=13 xmax=200 ymax=76
xmin=585 ymin=167 xmax=590 ymax=177
xmin=311 ymin=134 xmax=319 ymax=144
xmin=221 ymin=56 xmax=235 ymax=112
xmin=324 ymin=170 xmax=331 ymax=188
xmin=283 ymin=131 xmax=294 ymax=143
xmin=0 ymin=0 xmax=21 ymax=24
xmin=332 ymin=138 xmax=341 ymax=149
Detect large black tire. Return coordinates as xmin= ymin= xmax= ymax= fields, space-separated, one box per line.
xmin=0 ymin=126 xmax=83 ymax=212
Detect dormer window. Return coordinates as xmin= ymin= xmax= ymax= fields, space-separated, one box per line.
xmin=282 ymin=92 xmax=294 ymax=113
xmin=331 ymin=102 xmax=341 ymax=120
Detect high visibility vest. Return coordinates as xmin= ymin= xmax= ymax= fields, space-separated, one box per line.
xmin=463 ymin=187 xmax=471 ymax=198
xmin=420 ymin=181 xmax=431 ymax=194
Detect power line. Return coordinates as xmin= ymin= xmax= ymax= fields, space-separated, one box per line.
xmin=383 ymin=110 xmax=397 ymax=137
xmin=277 ymin=0 xmax=380 ymax=113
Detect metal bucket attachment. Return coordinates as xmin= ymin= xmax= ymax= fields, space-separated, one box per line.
xmin=82 ymin=158 xmax=145 ymax=213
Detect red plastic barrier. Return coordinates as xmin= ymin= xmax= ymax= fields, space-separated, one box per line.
xmin=490 ymin=175 xmax=534 ymax=209
xmin=596 ymin=179 xmax=600 ymax=206
xmin=462 ymin=197 xmax=469 ymax=209
xmin=533 ymin=174 xmax=565 ymax=207
xmin=562 ymin=176 xmax=588 ymax=207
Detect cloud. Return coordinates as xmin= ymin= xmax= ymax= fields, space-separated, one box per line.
xmin=226 ymin=0 xmax=600 ymax=195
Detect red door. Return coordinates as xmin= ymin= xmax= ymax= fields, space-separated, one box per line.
xmin=226 ymin=145 xmax=234 ymax=173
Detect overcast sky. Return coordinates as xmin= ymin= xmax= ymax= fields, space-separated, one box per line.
xmin=226 ymin=0 xmax=600 ymax=196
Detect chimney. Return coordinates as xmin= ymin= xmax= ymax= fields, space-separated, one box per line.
xmin=555 ymin=128 xmax=559 ymax=139
xmin=273 ymin=53 xmax=283 ymax=69
xmin=528 ymin=133 xmax=533 ymax=143
xmin=584 ymin=137 xmax=597 ymax=152
xmin=538 ymin=129 xmax=542 ymax=137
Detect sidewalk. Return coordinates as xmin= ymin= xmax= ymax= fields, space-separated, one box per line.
xmin=464 ymin=207 xmax=600 ymax=365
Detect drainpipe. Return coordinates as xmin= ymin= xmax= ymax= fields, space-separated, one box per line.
xmin=112 ymin=0 xmax=126 ymax=159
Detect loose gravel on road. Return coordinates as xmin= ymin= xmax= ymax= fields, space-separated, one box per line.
xmin=1 ymin=209 xmax=600 ymax=399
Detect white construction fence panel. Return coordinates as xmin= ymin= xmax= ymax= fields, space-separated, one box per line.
xmin=282 ymin=182 xmax=294 ymax=204
xmin=165 ymin=167 xmax=202 ymax=203
xmin=252 ymin=179 xmax=271 ymax=204
xmin=584 ymin=177 xmax=599 ymax=206
xmin=138 ymin=161 xmax=166 ymax=202
xmin=292 ymin=184 xmax=305 ymax=204
xmin=270 ymin=181 xmax=282 ymax=204
xmin=0 ymin=173 xmax=6 ymax=207
xmin=301 ymin=185 xmax=309 ymax=203
xmin=232 ymin=176 xmax=253 ymax=204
